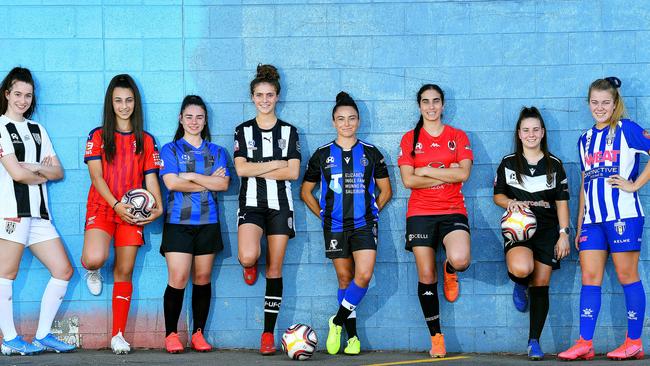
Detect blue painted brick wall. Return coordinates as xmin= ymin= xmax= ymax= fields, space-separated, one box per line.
xmin=3 ymin=0 xmax=650 ymax=353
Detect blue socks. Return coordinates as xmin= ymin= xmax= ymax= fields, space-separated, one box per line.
xmin=333 ymin=281 xmax=367 ymax=326
xmin=579 ymin=285 xmax=601 ymax=341
xmin=623 ymin=281 xmax=645 ymax=340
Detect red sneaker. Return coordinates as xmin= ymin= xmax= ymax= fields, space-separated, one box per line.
xmin=442 ymin=260 xmax=459 ymax=302
xmin=557 ymin=337 xmax=595 ymax=361
xmin=191 ymin=329 xmax=212 ymax=352
xmin=243 ymin=261 xmax=258 ymax=286
xmin=607 ymin=335 xmax=644 ymax=360
xmin=165 ymin=332 xmax=184 ymax=354
xmin=260 ymin=332 xmax=276 ymax=355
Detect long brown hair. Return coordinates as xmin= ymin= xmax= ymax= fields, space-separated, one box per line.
xmin=0 ymin=67 xmax=37 ymax=119
xmin=250 ymin=64 xmax=280 ymax=96
xmin=513 ymin=106 xmax=553 ymax=185
xmin=102 ymin=74 xmax=144 ymax=163
xmin=173 ymin=95 xmax=211 ymax=142
xmin=411 ymin=84 xmax=444 ymax=157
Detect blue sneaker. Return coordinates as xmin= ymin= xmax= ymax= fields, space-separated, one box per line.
xmin=1 ymin=335 xmax=43 ymax=356
xmin=527 ymin=339 xmax=544 ymax=361
xmin=32 ymin=333 xmax=76 ymax=353
xmin=513 ymin=283 xmax=528 ymax=312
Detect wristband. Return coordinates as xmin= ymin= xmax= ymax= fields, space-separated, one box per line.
xmin=112 ymin=201 xmax=120 ymax=210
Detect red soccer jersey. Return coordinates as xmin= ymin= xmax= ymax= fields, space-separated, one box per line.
xmin=397 ymin=125 xmax=473 ymax=217
xmin=84 ymin=128 xmax=161 ymax=222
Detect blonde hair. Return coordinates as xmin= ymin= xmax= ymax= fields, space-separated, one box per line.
xmin=588 ymin=77 xmax=627 ymax=129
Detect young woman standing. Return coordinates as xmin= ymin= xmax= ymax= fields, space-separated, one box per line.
xmin=81 ymin=74 xmax=163 ymax=354
xmin=397 ymin=84 xmax=473 ymax=358
xmin=159 ymin=95 xmax=230 ymax=353
xmin=0 ymin=67 xmax=75 ymax=355
xmin=493 ymin=106 xmax=570 ymax=360
xmin=559 ymin=77 xmax=650 ymax=361
xmin=301 ymin=92 xmax=392 ymax=355
xmin=233 ymin=64 xmax=301 ymax=355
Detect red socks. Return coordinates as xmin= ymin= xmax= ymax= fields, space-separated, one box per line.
xmin=112 ymin=281 xmax=133 ymax=336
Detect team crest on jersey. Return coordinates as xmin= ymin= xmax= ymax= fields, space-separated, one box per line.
xmin=247 ymin=140 xmax=257 ymax=150
xmin=606 ymin=135 xmax=615 ymax=146
xmin=360 ymin=156 xmax=368 ymax=167
xmin=614 ymin=220 xmax=626 ymax=235
xmin=415 ymin=142 xmax=423 ymax=153
xmin=277 ymin=139 xmax=286 ymax=150
xmin=448 ymin=140 xmax=456 ymax=151
xmin=32 ymin=133 xmax=41 ymax=145
xmin=5 ymin=221 xmax=15 ymax=234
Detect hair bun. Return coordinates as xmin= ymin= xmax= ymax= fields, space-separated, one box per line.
xmin=605 ymin=76 xmax=622 ymax=88
xmin=256 ymin=64 xmax=279 ymax=81
xmin=336 ymin=91 xmax=353 ymax=103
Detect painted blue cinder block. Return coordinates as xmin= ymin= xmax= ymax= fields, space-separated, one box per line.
xmin=336 ymin=3 xmax=404 ymax=36
xmin=601 ymin=0 xmax=650 ymax=31
xmin=437 ymin=35 xmax=502 ymax=67
xmin=502 ymin=33 xmax=569 ymax=66
xmin=469 ymin=0 xmax=536 ymax=34
xmin=372 ymin=36 xmax=436 ymax=68
xmin=104 ymin=6 xmax=182 ymax=38
xmin=569 ymin=32 xmax=636 ymax=65
xmin=105 ymin=40 xmax=144 ymax=71
xmin=405 ymin=2 xmax=470 ymax=36
xmin=536 ymin=0 xmax=602 ymax=32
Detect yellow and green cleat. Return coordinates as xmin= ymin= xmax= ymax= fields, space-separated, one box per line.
xmin=326 ymin=316 xmax=342 ymax=355
xmin=344 ymin=336 xmax=360 ymax=355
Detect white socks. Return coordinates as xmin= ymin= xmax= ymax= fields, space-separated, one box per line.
xmin=0 ymin=277 xmax=17 ymax=341
xmin=35 ymin=277 xmax=69 ymax=339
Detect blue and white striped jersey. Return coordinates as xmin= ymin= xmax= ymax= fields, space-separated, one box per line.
xmin=578 ymin=119 xmax=650 ymax=224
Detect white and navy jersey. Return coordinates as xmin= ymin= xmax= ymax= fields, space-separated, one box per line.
xmin=494 ymin=153 xmax=569 ymax=229
xmin=233 ymin=118 xmax=301 ymax=211
xmin=578 ymin=119 xmax=650 ymax=224
xmin=0 ymin=115 xmax=55 ymax=219
xmin=303 ymin=140 xmax=389 ymax=232
xmin=159 ymin=138 xmax=229 ymax=225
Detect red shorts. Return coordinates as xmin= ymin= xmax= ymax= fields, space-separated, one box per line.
xmin=85 ymin=207 xmax=144 ymax=247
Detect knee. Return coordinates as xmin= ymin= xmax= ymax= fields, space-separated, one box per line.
xmin=581 ymin=271 xmax=602 ymax=285
xmin=113 ymin=265 xmax=133 ymax=282
xmin=337 ymin=273 xmax=353 ymax=289
xmin=616 ymin=270 xmax=639 ymax=285
xmin=418 ymin=270 xmax=437 ymax=284
xmin=508 ymin=263 xmax=533 ymax=279
xmin=354 ymin=271 xmax=373 ymax=288
xmin=448 ymin=254 xmax=471 ymax=272
xmin=0 ymin=272 xmax=17 ymax=281
xmin=238 ymin=253 xmax=258 ymax=269
xmin=81 ymin=254 xmax=105 ymax=270
xmin=168 ymin=273 xmax=189 ymax=288
xmin=193 ymin=272 xmax=212 ymax=286
xmin=53 ymin=265 xmax=74 ymax=282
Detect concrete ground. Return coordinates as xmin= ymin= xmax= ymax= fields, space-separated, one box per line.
xmin=1 ymin=350 xmax=647 ymax=366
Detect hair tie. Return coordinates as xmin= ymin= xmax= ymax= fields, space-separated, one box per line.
xmin=605 ymin=76 xmax=621 ymax=88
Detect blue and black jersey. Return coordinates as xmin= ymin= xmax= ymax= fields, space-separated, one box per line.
xmin=303 ymin=139 xmax=389 ymax=232
xmin=159 ymin=138 xmax=229 ymax=225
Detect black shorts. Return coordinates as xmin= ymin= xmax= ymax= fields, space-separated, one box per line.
xmin=323 ymin=223 xmax=378 ymax=259
xmin=503 ymin=226 xmax=560 ymax=270
xmin=405 ymin=214 xmax=470 ymax=252
xmin=160 ymin=223 xmax=224 ymax=256
xmin=237 ymin=206 xmax=295 ymax=238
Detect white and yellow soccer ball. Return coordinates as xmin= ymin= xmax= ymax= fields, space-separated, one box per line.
xmin=501 ymin=207 xmax=537 ymax=244
xmin=281 ymin=323 xmax=318 ymax=360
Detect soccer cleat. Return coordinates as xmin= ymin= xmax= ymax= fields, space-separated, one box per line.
xmin=165 ymin=332 xmax=184 ymax=354
xmin=32 ymin=333 xmax=76 ymax=353
xmin=606 ymin=336 xmax=644 ymax=360
xmin=84 ymin=269 xmax=103 ymax=296
xmin=260 ymin=332 xmax=276 ymax=355
xmin=326 ymin=316 xmax=343 ymax=355
xmin=1 ymin=336 xmax=43 ymax=356
xmin=243 ymin=261 xmax=258 ymax=286
xmin=429 ymin=333 xmax=446 ymax=358
xmin=527 ymin=339 xmax=544 ymax=361
xmin=557 ymin=337 xmax=594 ymax=361
xmin=442 ymin=260 xmax=459 ymax=302
xmin=191 ymin=329 xmax=212 ymax=352
xmin=111 ymin=331 xmax=131 ymax=355
xmin=513 ymin=283 xmax=528 ymax=312
xmin=344 ymin=336 xmax=360 ymax=355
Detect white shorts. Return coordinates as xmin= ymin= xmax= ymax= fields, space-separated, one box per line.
xmin=0 ymin=217 xmax=59 ymax=247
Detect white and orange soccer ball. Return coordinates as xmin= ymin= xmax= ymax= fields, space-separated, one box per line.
xmin=501 ymin=207 xmax=537 ymax=244
xmin=281 ymin=323 xmax=318 ymax=360
xmin=121 ymin=188 xmax=155 ymax=219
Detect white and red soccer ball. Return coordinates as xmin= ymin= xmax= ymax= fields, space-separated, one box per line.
xmin=501 ymin=207 xmax=537 ymax=244
xmin=281 ymin=323 xmax=318 ymax=360
xmin=120 ymin=189 xmax=155 ymax=219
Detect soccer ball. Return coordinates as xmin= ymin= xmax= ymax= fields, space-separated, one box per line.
xmin=281 ymin=324 xmax=318 ymax=360
xmin=120 ymin=189 xmax=155 ymax=219
xmin=501 ymin=208 xmax=537 ymax=244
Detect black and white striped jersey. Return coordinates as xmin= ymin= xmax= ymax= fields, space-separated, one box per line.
xmin=233 ymin=118 xmax=301 ymax=211
xmin=493 ymin=153 xmax=569 ymax=229
xmin=0 ymin=115 xmax=55 ymax=219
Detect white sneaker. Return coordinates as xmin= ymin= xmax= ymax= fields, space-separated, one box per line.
xmin=84 ymin=269 xmax=103 ymax=295
xmin=111 ymin=331 xmax=130 ymax=355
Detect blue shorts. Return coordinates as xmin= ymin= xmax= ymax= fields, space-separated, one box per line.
xmin=578 ymin=217 xmax=644 ymax=252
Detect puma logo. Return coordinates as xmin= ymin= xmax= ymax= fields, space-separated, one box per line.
xmin=116 ymin=296 xmax=130 ymax=301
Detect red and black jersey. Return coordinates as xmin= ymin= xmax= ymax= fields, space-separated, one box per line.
xmin=398 ymin=125 xmax=473 ymax=218
xmin=84 ymin=128 xmax=161 ymax=222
